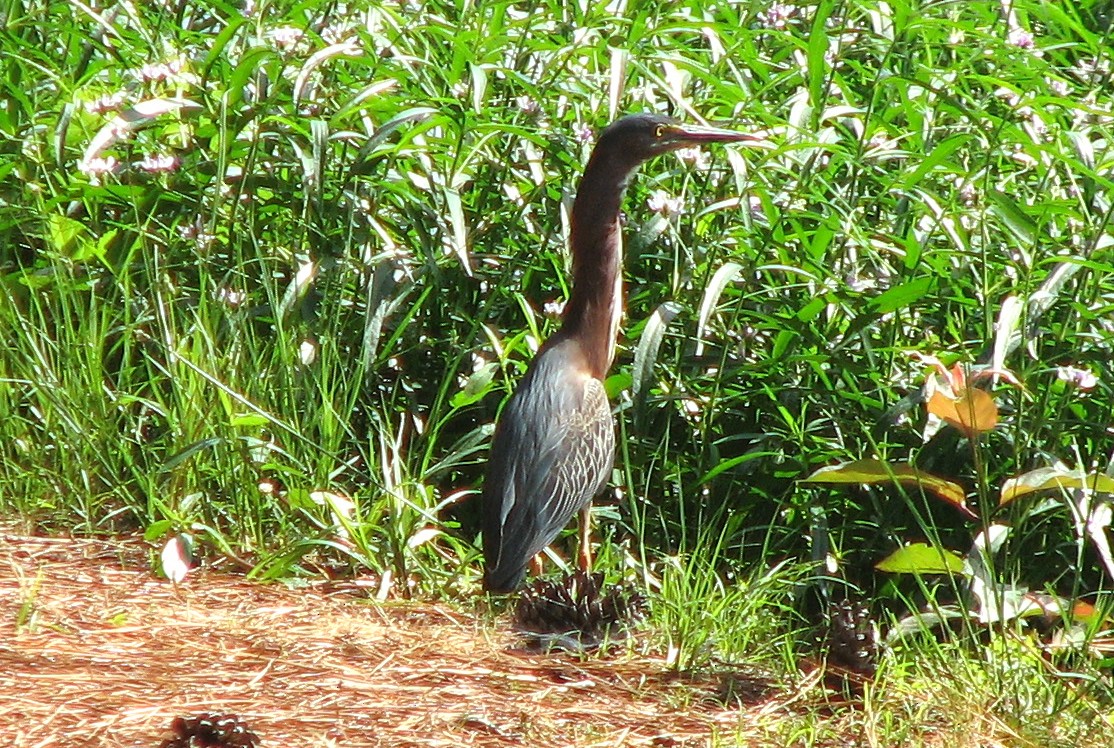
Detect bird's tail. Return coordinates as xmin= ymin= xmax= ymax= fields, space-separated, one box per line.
xmin=482 ymin=562 xmax=527 ymax=595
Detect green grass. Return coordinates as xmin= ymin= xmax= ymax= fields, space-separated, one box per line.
xmin=2 ymin=0 xmax=1114 ymax=743
xmin=744 ymin=640 xmax=1114 ymax=747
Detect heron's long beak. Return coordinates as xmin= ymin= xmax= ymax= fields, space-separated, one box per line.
xmin=669 ymin=123 xmax=772 ymax=148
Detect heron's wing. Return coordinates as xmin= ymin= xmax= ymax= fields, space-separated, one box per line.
xmin=523 ymin=373 xmax=614 ymax=537
xmin=481 ymin=348 xmax=615 ymax=588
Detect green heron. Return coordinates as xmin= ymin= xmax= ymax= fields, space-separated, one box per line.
xmin=482 ymin=113 xmax=765 ymax=593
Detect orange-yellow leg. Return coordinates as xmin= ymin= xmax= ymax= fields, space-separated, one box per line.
xmin=577 ymin=505 xmax=593 ymax=572
xmin=525 ymin=508 xmax=593 ymax=580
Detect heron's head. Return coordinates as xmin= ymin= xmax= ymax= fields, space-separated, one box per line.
xmin=594 ymin=112 xmax=766 ymax=164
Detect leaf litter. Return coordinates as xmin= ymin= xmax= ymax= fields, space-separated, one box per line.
xmin=1 ymin=531 xmax=784 ymax=747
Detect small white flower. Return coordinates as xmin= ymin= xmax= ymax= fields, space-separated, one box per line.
xmin=1024 ymin=111 xmax=1048 ymax=138
xmin=994 ymin=87 xmax=1021 ymax=107
xmin=1071 ymin=56 xmax=1111 ymax=84
xmin=1057 ymin=366 xmax=1097 ymax=390
xmin=78 ymin=155 xmax=118 ymax=184
xmin=178 ymin=218 xmax=214 ymax=249
xmin=174 ymin=70 xmax=202 ymax=87
xmin=844 ymin=271 xmax=876 ymax=293
xmin=1008 ymin=28 xmax=1035 ymax=50
xmin=747 ymin=194 xmax=766 ymax=222
xmin=78 ymin=155 xmax=117 ymax=175
xmin=321 ymin=23 xmax=352 ymax=44
xmin=138 ymin=64 xmax=166 ymax=82
xmin=515 ymin=95 xmax=540 ymax=116
xmin=864 ymin=133 xmax=903 ymax=160
xmin=757 ymin=2 xmax=793 ymax=30
xmin=674 ymin=147 xmax=710 ymax=169
xmin=543 ymin=299 xmax=566 ymax=318
xmin=1048 ymin=78 xmax=1070 ymax=96
xmin=22 ymin=127 xmax=47 ymax=158
xmin=132 ymin=58 xmax=197 ymax=86
xmin=136 ymin=63 xmax=171 ymax=83
xmin=647 ymin=189 xmax=683 ymax=216
xmin=136 ymin=153 xmax=179 ymax=173
xmin=85 ymin=92 xmax=126 ymax=114
xmin=955 ymin=178 xmax=977 ymax=207
xmin=270 ymin=25 xmax=304 ymax=50
xmin=217 ymin=287 xmax=245 ymax=307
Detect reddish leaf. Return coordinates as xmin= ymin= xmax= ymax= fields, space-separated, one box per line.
xmin=927 ymin=387 xmax=998 ymax=438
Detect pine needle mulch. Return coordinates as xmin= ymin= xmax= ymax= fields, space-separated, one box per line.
xmin=1 ymin=532 xmax=786 ymax=747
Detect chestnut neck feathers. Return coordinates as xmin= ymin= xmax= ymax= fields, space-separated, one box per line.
xmin=558 ymin=145 xmax=643 ymax=379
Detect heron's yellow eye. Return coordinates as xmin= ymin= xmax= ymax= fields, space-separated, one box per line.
xmin=655 ymin=124 xmax=666 ymax=138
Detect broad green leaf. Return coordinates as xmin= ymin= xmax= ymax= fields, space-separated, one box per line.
xmin=803 ymin=459 xmax=971 ymax=516
xmin=230 ymin=413 xmax=270 ymax=428
xmin=604 ymin=371 xmax=633 ymax=399
xmin=698 ymin=451 xmax=775 ymax=484
xmin=444 ymin=187 xmax=472 ymax=274
xmin=770 ymin=329 xmax=797 ymax=360
xmin=898 ymin=134 xmax=970 ymax=189
xmin=451 ymin=362 xmax=497 ymax=408
xmin=807 ymin=220 xmax=835 ymax=261
xmin=632 ymin=301 xmax=682 ymax=423
xmin=47 ymin=214 xmax=86 ymax=256
xmin=1001 ymin=467 xmax=1114 ymax=506
xmin=876 ymin=543 xmax=965 ymax=575
xmin=987 ymin=191 xmax=1039 ymax=245
xmin=796 ymin=296 xmax=826 ymax=322
xmin=201 ymin=12 xmax=247 ymax=77
xmin=695 ymin=262 xmax=743 ymax=357
xmin=143 ymin=520 xmax=175 ymax=542
xmin=807 ymin=1 xmax=833 ymax=111
xmin=161 ymin=438 xmax=223 ymax=471
xmin=868 ymin=276 xmax=932 ymax=314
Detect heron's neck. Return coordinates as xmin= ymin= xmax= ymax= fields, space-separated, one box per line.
xmin=561 ymin=152 xmax=638 ymax=379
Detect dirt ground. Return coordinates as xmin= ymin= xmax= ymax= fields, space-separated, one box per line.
xmin=1 ymin=532 xmax=794 ymax=747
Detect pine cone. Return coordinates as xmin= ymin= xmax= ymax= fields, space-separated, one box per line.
xmin=826 ymin=598 xmax=879 ymax=674
xmin=158 ymin=713 xmax=260 ymax=748
xmin=514 ymin=571 xmax=647 ymax=651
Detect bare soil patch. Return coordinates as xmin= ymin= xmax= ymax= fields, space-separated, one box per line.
xmin=1 ymin=532 xmax=786 ymax=747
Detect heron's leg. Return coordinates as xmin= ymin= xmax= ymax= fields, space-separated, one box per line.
xmin=577 ymin=505 xmax=593 ymax=572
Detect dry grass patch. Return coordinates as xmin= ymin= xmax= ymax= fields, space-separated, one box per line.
xmin=2 ymin=532 xmax=785 ymax=747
